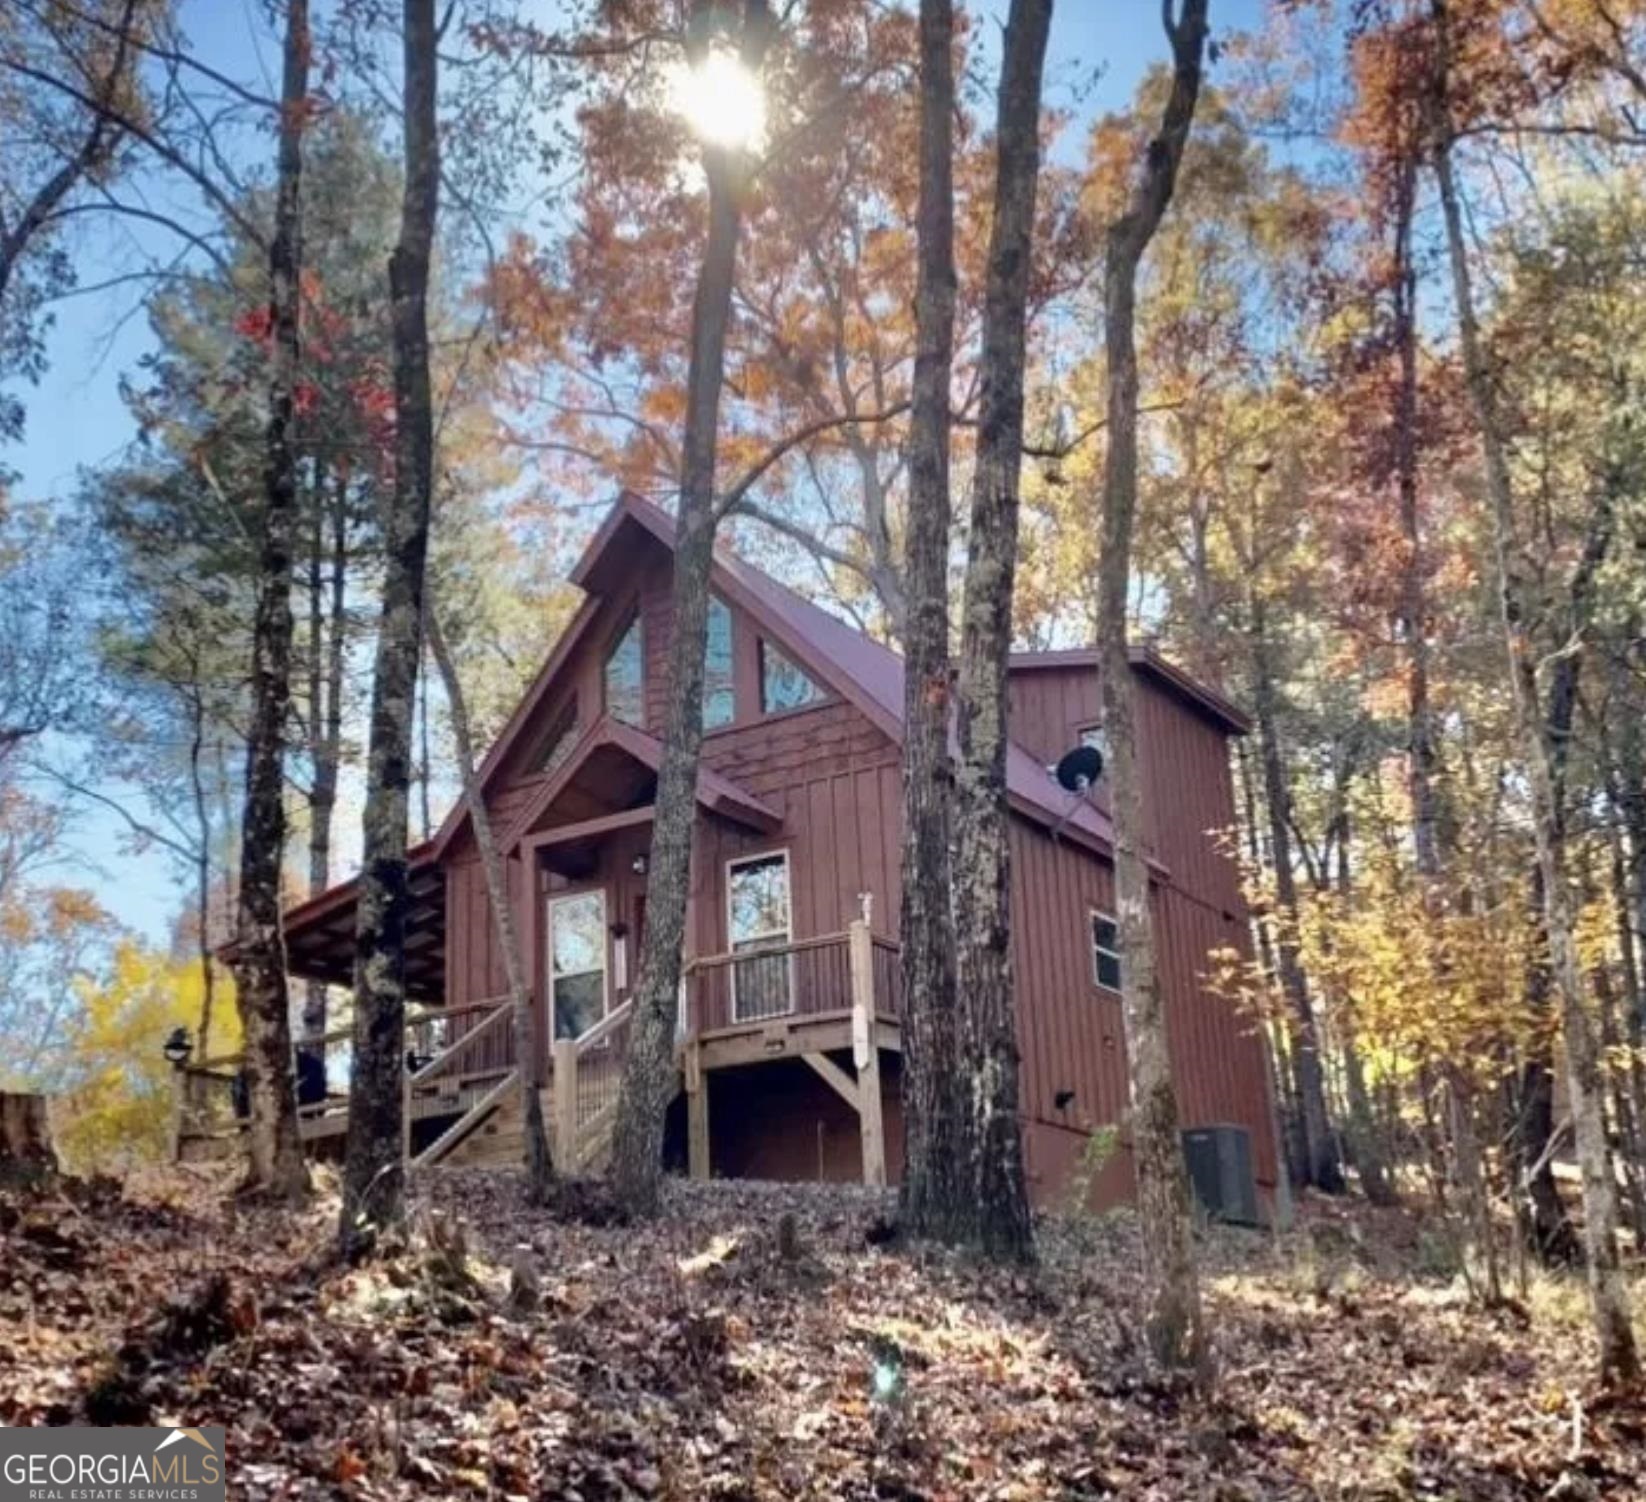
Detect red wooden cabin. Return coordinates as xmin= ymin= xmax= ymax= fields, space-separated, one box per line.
xmin=263 ymin=492 xmax=1277 ymax=1212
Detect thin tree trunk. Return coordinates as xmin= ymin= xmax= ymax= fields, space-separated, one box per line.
xmin=897 ymin=0 xmax=968 ymax=1243
xmin=609 ymin=0 xmax=775 ymax=1219
xmin=1331 ymin=826 xmax=1395 ymax=1205
xmin=1092 ymin=0 xmax=1210 ymax=1375
xmin=230 ymin=0 xmax=311 ymax=1205
xmin=340 ymin=0 xmax=439 ymax=1256
xmin=1429 ymin=0 xmax=1638 ymax=1382
xmin=1239 ymin=737 xmax=1301 ymax=1195
xmin=1607 ymin=765 xmax=1646 ymax=1241
xmin=950 ymin=0 xmax=1053 ymax=1266
xmin=1252 ymin=604 xmax=1342 ymax=1193
xmin=186 ymin=677 xmax=216 ymax=1062
xmin=427 ymin=607 xmax=553 ymax=1201
xmin=304 ymin=490 xmax=348 ymax=1044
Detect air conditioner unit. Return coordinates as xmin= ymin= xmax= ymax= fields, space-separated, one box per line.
xmin=1181 ymin=1124 xmax=1259 ymax=1225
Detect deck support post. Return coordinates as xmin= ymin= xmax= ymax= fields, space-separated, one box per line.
xmin=685 ymin=1040 xmax=710 ymax=1180
xmin=553 ymin=1037 xmax=578 ymax=1173
xmin=848 ymin=918 xmax=886 ymax=1188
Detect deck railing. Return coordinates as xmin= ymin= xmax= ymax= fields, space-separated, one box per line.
xmin=678 ymin=920 xmax=901 ymax=1037
xmin=172 ymin=996 xmax=515 ymax=1165
xmin=176 ymin=921 xmax=904 ymax=1175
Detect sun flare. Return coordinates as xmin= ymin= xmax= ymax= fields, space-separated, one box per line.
xmin=669 ymin=48 xmax=766 ymax=152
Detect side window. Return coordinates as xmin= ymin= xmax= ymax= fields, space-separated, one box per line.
xmin=532 ymin=698 xmax=578 ymax=775
xmin=604 ymin=616 xmax=643 ymax=726
xmin=760 ymin=640 xmax=824 ymax=714
xmin=703 ymin=597 xmax=735 ymax=729
xmin=1091 ymin=911 xmax=1121 ymax=992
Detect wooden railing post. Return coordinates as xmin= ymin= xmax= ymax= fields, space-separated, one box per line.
xmin=685 ymin=1039 xmax=709 ymax=1180
xmin=848 ymin=919 xmax=886 ymax=1188
xmin=553 ymin=1037 xmax=578 ymax=1171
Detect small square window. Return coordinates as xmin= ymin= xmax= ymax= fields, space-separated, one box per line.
xmin=1091 ymin=911 xmax=1121 ymax=992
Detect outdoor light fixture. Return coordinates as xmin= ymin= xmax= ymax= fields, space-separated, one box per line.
xmin=631 ymin=853 xmax=649 ymax=876
xmin=670 ymin=45 xmax=766 ymax=152
xmin=162 ymin=1026 xmax=193 ymax=1068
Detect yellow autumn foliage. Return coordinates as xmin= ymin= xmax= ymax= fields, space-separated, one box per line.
xmin=52 ymin=943 xmax=239 ymax=1175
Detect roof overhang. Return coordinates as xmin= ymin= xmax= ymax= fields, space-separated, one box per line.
xmin=1006 ymin=645 xmax=1251 ymax=736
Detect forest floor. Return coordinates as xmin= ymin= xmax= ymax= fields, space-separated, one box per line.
xmin=1 ymin=1167 xmax=1643 ymax=1501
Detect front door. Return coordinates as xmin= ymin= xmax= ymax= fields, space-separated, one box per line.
xmin=548 ymin=888 xmax=608 ymax=1040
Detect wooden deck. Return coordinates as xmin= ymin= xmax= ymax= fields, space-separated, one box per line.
xmin=177 ymin=921 xmax=901 ymax=1184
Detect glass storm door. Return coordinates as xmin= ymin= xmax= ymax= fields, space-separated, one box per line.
xmin=728 ymin=852 xmax=793 ymax=1021
xmin=549 ymin=890 xmax=608 ymax=1040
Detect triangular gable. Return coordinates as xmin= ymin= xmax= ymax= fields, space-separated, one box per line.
xmin=434 ymin=490 xmax=1125 ymax=866
xmin=497 ymin=714 xmax=780 ymax=853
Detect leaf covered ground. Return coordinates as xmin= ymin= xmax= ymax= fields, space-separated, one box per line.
xmin=2 ymin=1169 xmax=1643 ymax=1500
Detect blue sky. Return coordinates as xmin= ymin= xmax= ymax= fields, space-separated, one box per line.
xmin=7 ymin=0 xmax=1274 ymax=946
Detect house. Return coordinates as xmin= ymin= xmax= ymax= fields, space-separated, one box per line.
xmin=258 ymin=492 xmax=1277 ymax=1214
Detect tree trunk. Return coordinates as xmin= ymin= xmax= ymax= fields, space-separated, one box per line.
xmin=304 ymin=482 xmax=348 ymax=1046
xmin=427 ymin=608 xmax=553 ymax=1202
xmin=1512 ymin=869 xmax=1581 ymax=1263
xmin=1092 ymin=0 xmax=1210 ymax=1375
xmin=340 ymin=0 xmax=439 ymax=1256
xmin=608 ymin=1 xmax=774 ymax=1219
xmin=949 ymin=0 xmax=1053 ymax=1266
xmin=230 ymin=0 xmax=311 ymax=1205
xmin=1252 ymin=609 xmax=1342 ymax=1193
xmin=1331 ymin=829 xmax=1395 ymax=1205
xmin=896 ymin=0 xmax=968 ymax=1243
xmin=1429 ymin=2 xmax=1639 ymax=1382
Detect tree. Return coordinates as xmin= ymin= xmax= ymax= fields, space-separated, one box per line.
xmin=1427 ymin=0 xmax=1639 ymax=1385
xmin=609 ymin=0 xmax=777 ymax=1218
xmin=0 ymin=0 xmax=147 ymax=446
xmin=426 ymin=603 xmax=553 ymax=1201
xmin=896 ymin=0 xmax=967 ymax=1243
xmin=948 ymin=0 xmax=1054 ymax=1264
xmin=1092 ymin=0 xmax=1210 ymax=1373
xmin=341 ymin=0 xmax=441 ymax=1254
xmin=230 ymin=0 xmax=311 ymax=1204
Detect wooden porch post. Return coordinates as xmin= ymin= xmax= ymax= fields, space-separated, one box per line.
xmin=685 ymin=1038 xmax=710 ymax=1180
xmin=848 ymin=919 xmax=886 ymax=1188
xmin=553 ymin=1036 xmax=578 ymax=1172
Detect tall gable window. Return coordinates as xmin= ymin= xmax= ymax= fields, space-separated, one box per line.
xmin=605 ymin=616 xmax=643 ymax=726
xmin=760 ymin=640 xmax=823 ymax=715
xmin=703 ymin=597 xmax=735 ymax=729
xmin=532 ymin=698 xmax=579 ymax=775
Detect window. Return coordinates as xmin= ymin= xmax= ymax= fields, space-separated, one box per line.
xmin=532 ymin=698 xmax=578 ymax=775
xmin=760 ymin=640 xmax=823 ymax=714
xmin=703 ymin=597 xmax=735 ymax=729
xmin=605 ymin=617 xmax=643 ymax=726
xmin=1091 ymin=911 xmax=1121 ymax=992
xmin=549 ymin=890 xmax=608 ymax=1039
xmin=727 ymin=851 xmax=792 ymax=1020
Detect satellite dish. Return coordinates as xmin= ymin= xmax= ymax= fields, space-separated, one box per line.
xmin=1055 ymin=742 xmax=1104 ymax=793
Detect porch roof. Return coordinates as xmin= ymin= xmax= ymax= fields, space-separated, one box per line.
xmin=246 ymin=840 xmax=447 ymax=1002
xmin=498 ymin=714 xmax=781 ymax=852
